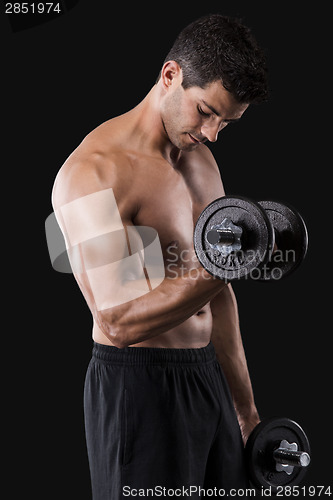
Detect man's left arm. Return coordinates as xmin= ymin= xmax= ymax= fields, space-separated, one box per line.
xmin=210 ymin=284 xmax=260 ymax=445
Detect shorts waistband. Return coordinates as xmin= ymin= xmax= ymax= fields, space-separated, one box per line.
xmin=92 ymin=341 xmax=216 ymax=366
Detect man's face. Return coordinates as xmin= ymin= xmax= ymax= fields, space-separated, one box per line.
xmin=161 ymin=80 xmax=249 ymax=151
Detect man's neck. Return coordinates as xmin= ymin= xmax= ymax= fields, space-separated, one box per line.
xmin=127 ymin=85 xmax=181 ymax=164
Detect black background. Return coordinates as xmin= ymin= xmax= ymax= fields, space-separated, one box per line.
xmin=2 ymin=1 xmax=331 ymax=497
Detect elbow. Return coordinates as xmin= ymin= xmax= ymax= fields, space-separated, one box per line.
xmin=110 ymin=335 xmax=129 ymax=350
xmin=111 ymin=324 xmax=132 ymax=349
xmin=97 ymin=309 xmax=133 ymax=349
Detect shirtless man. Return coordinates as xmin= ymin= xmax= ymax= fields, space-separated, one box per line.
xmin=52 ymin=14 xmax=268 ymax=499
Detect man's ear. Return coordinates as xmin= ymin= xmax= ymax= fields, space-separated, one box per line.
xmin=160 ymin=61 xmax=183 ymax=90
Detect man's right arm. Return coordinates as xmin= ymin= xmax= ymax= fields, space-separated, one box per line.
xmin=100 ymin=266 xmax=225 ymax=348
xmin=52 ymin=159 xmax=226 ymax=348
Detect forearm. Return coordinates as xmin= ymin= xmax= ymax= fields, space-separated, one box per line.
xmin=210 ymin=285 xmax=259 ymax=420
xmin=98 ymin=267 xmax=226 ymax=348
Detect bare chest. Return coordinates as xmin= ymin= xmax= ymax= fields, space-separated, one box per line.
xmin=132 ymin=162 xmax=210 ymax=274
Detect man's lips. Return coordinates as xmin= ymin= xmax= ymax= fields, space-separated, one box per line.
xmin=188 ymin=134 xmax=204 ymax=144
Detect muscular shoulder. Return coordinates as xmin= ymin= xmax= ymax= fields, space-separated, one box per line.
xmin=179 ymin=144 xmax=225 ymax=205
xmin=194 ymin=143 xmax=219 ymax=169
xmin=51 ymin=133 xmax=135 ymax=215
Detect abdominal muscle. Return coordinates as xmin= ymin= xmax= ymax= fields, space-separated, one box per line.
xmin=92 ymin=303 xmax=213 ymax=349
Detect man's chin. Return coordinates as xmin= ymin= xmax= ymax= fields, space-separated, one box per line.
xmin=168 ymin=133 xmax=201 ymax=152
xmin=179 ymin=134 xmax=202 ymax=151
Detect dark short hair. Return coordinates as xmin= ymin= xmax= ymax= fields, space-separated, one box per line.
xmin=157 ymin=14 xmax=268 ymax=104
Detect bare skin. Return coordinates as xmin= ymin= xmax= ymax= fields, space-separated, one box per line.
xmin=52 ymin=61 xmax=260 ymax=442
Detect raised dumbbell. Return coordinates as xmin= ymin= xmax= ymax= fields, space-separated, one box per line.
xmin=245 ymin=417 xmax=311 ymax=493
xmin=193 ymin=196 xmax=308 ymax=281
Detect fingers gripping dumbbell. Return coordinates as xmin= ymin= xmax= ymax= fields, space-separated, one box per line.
xmin=193 ymin=196 xmax=308 ymax=281
xmin=245 ymin=417 xmax=311 ymax=493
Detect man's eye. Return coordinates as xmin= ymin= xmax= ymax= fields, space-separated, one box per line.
xmin=198 ymin=106 xmax=210 ymax=117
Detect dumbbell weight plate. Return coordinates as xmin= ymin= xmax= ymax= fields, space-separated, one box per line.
xmin=256 ymin=201 xmax=308 ymax=281
xmin=245 ymin=417 xmax=311 ymax=493
xmin=194 ymin=196 xmax=274 ymax=281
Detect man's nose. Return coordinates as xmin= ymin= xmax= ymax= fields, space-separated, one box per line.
xmin=201 ymin=122 xmax=225 ymax=143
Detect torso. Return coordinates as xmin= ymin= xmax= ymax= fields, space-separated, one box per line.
xmin=53 ymin=113 xmax=225 ymax=348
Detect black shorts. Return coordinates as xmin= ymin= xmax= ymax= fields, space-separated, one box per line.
xmin=84 ymin=342 xmax=249 ymax=499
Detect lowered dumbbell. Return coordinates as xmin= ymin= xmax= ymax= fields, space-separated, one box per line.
xmin=193 ymin=196 xmax=308 ymax=281
xmin=245 ymin=417 xmax=311 ymax=493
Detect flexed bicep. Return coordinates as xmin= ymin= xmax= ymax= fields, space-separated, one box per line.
xmin=53 ymin=187 xmax=164 ymax=312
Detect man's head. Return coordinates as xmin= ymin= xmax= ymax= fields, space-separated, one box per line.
xmin=157 ymin=14 xmax=268 ymax=151
xmin=157 ymin=14 xmax=268 ymax=104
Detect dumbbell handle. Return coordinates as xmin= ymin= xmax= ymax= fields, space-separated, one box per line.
xmin=273 ymin=447 xmax=311 ymax=468
xmin=206 ymin=228 xmax=235 ymax=246
xmin=207 ymin=224 xmax=279 ymax=249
